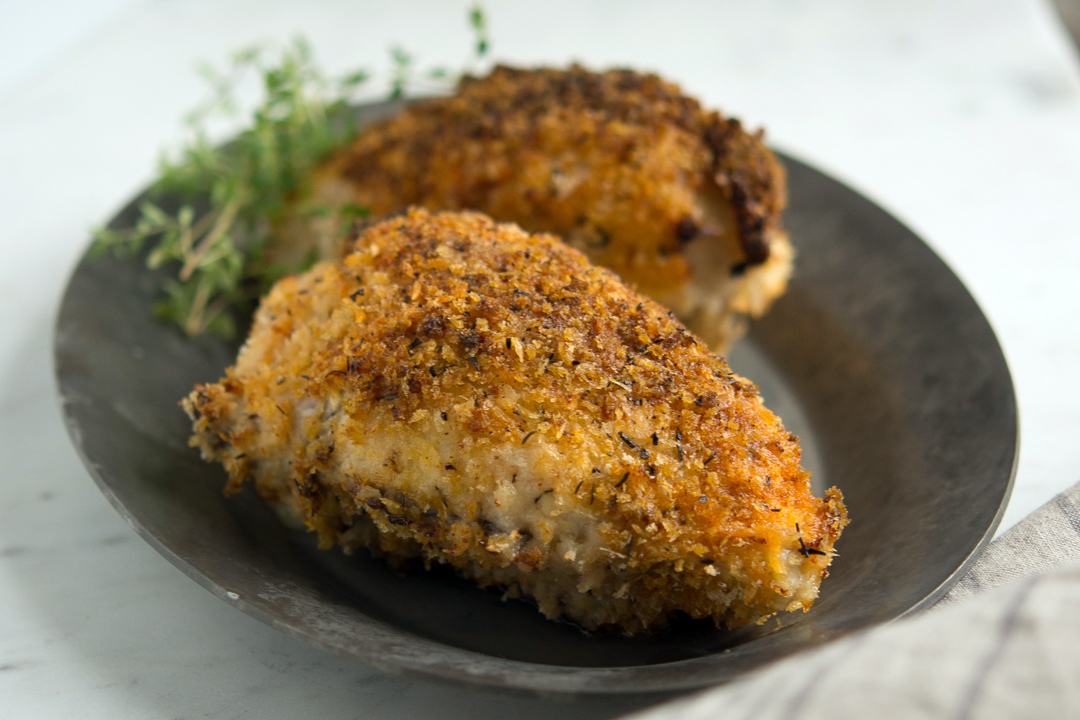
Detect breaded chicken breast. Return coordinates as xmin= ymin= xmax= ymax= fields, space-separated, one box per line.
xmin=292 ymin=65 xmax=792 ymax=352
xmin=186 ymin=209 xmax=844 ymax=634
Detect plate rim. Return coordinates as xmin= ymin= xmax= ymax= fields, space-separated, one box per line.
xmin=53 ymin=133 xmax=1019 ymax=695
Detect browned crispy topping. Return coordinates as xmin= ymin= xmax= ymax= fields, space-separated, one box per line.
xmin=185 ymin=208 xmax=844 ymax=633
xmin=337 ymin=64 xmax=785 ymax=270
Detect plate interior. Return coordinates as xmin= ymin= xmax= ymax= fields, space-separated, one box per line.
xmin=54 ymin=110 xmax=1017 ymax=693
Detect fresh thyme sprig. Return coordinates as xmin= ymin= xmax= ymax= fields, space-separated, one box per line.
xmin=93 ymin=5 xmax=489 ymax=338
xmin=470 ymin=5 xmax=490 ymax=60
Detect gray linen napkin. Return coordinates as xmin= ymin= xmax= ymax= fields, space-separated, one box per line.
xmin=933 ymin=481 xmax=1080 ymax=607
xmin=620 ymin=480 xmax=1080 ymax=720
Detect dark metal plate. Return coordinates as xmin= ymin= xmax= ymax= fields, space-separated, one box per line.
xmin=54 ymin=104 xmax=1017 ymax=694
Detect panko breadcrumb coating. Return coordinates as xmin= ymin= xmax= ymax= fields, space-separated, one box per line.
xmin=291 ymin=64 xmax=792 ymax=352
xmin=185 ymin=209 xmax=844 ymax=633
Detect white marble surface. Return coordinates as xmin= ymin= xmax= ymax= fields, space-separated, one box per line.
xmin=1 ymin=1 xmax=1079 ymax=717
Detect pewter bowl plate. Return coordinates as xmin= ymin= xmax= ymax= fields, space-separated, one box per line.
xmin=54 ymin=102 xmax=1017 ymax=695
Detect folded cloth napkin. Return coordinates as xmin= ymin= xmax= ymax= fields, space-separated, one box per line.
xmin=620 ymin=480 xmax=1080 ymax=720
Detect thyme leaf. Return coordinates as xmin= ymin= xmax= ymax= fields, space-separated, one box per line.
xmin=92 ymin=5 xmax=490 ymax=338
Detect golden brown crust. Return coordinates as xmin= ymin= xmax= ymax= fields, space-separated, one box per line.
xmin=186 ymin=209 xmax=843 ymax=632
xmin=340 ymin=65 xmax=784 ymax=265
xmin=294 ymin=64 xmax=791 ymax=353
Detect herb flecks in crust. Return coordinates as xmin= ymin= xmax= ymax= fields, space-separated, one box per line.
xmin=184 ymin=208 xmax=845 ymax=634
xmin=308 ymin=64 xmax=793 ymax=351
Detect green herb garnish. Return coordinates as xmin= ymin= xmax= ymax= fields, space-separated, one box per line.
xmin=93 ymin=5 xmax=489 ymax=338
